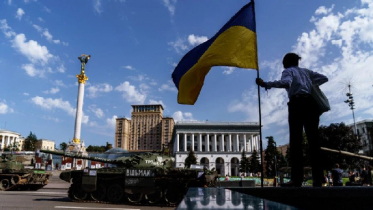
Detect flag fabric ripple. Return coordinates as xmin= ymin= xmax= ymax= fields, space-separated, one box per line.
xmin=172 ymin=2 xmax=258 ymax=105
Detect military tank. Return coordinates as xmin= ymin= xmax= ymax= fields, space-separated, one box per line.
xmin=0 ymin=153 xmax=51 ymax=191
xmin=40 ymin=149 xmax=217 ymax=206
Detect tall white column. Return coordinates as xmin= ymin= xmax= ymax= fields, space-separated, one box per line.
xmin=243 ymin=134 xmax=247 ymax=152
xmin=206 ymin=134 xmax=210 ymax=152
xmin=176 ymin=133 xmax=180 ymax=152
xmin=73 ymin=82 xmax=85 ymax=143
xmin=251 ymin=135 xmax=254 ymax=152
xmin=199 ymin=133 xmax=202 ymax=152
xmin=221 ymin=134 xmax=224 ymax=152
xmin=228 ymin=134 xmax=232 ymax=152
xmin=191 ymin=134 xmax=194 ymax=151
xmin=214 ymin=134 xmax=217 ymax=152
xmin=236 ymin=134 xmax=239 ymax=152
xmin=184 ymin=134 xmax=187 ymax=152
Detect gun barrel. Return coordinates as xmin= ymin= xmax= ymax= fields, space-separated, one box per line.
xmin=40 ymin=149 xmax=119 ymax=164
xmin=320 ymin=147 xmax=373 ymax=161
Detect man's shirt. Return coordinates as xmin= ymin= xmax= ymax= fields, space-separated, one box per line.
xmin=265 ymin=66 xmax=328 ymax=98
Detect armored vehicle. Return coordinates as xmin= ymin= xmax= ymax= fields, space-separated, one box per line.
xmin=0 ymin=153 xmax=51 ymax=191
xmin=41 ymin=149 xmax=217 ymax=206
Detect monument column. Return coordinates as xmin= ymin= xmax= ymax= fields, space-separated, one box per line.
xmin=73 ymin=54 xmax=90 ymax=144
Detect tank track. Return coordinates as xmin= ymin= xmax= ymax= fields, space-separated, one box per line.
xmin=66 ymin=175 xmax=189 ymax=207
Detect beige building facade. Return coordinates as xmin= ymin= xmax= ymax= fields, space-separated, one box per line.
xmin=115 ymin=104 xmax=175 ymax=151
xmin=35 ymin=139 xmax=55 ymax=151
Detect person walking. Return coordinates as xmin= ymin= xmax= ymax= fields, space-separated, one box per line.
xmin=331 ymin=163 xmax=343 ymax=186
xmin=256 ymin=53 xmax=328 ymax=187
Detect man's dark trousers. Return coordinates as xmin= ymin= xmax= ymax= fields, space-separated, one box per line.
xmin=288 ymin=95 xmax=324 ymax=185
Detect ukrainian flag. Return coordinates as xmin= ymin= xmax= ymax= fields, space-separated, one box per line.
xmin=172 ymin=2 xmax=258 ymax=105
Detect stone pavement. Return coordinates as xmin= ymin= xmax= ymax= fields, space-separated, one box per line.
xmin=43 ymin=170 xmax=70 ymax=189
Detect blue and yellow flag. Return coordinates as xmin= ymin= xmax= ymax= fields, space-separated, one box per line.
xmin=171 ymin=2 xmax=258 ymax=105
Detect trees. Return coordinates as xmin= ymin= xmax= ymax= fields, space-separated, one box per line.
xmin=24 ymin=132 xmax=38 ymax=151
xmin=319 ymin=122 xmax=362 ymax=170
xmin=184 ymin=150 xmax=197 ymax=168
xmin=264 ymin=136 xmax=278 ymax=177
xmin=59 ymin=142 xmax=68 ymax=151
xmin=239 ymin=150 xmax=250 ymax=174
xmin=249 ymin=149 xmax=260 ymax=174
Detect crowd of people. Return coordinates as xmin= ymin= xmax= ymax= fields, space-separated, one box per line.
xmin=322 ymin=164 xmax=373 ymax=187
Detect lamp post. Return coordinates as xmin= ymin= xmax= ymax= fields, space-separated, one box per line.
xmin=344 ymin=84 xmax=357 ymax=135
xmin=274 ymin=141 xmax=278 ymax=187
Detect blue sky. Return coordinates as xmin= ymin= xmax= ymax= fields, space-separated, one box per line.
xmin=1 ymin=0 xmax=372 ymax=149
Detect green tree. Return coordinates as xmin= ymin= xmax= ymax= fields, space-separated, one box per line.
xmin=319 ymin=122 xmax=362 ymax=170
xmin=24 ymin=132 xmax=38 ymax=151
xmin=277 ymin=152 xmax=288 ymax=169
xmin=59 ymin=142 xmax=68 ymax=151
xmin=239 ymin=150 xmax=250 ymax=174
xmin=249 ymin=149 xmax=260 ymax=174
xmin=184 ymin=150 xmax=197 ymax=168
xmin=264 ymin=136 xmax=279 ymax=177
xmin=86 ymin=145 xmax=106 ymax=153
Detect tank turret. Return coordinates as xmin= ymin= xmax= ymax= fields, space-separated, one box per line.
xmin=40 ymin=149 xmax=217 ymax=206
xmin=0 ymin=153 xmax=51 ymax=191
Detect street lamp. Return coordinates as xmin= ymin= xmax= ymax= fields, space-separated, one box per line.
xmin=274 ymin=142 xmax=278 ymax=187
xmin=344 ymin=84 xmax=357 ymax=135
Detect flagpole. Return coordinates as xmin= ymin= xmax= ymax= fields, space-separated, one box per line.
xmin=251 ymin=0 xmax=264 ymax=188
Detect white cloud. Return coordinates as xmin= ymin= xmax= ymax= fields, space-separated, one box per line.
xmin=222 ymin=67 xmax=235 ymax=75
xmin=31 ymin=96 xmax=89 ymax=124
xmin=106 ymin=115 xmax=117 ymax=128
xmin=15 ymin=8 xmax=25 ymax=20
xmin=43 ymin=30 xmax=53 ymax=41
xmin=33 ymin=24 xmax=42 ymax=32
xmin=158 ymin=80 xmax=177 ymax=92
xmin=315 ymin=5 xmax=334 ymax=15
xmin=94 ymin=0 xmax=103 ymax=14
xmin=0 ymin=102 xmax=14 ymax=114
xmin=115 ymin=81 xmax=146 ymax=104
xmin=43 ymin=87 xmax=60 ymax=94
xmin=148 ymin=100 xmax=165 ymax=108
xmin=188 ymin=34 xmax=208 ymax=46
xmin=38 ymin=17 xmax=44 ymax=22
xmin=89 ymin=105 xmax=104 ymax=118
xmin=54 ymin=80 xmax=66 ymax=87
xmin=56 ymin=64 xmax=66 ymax=73
xmin=123 ymin=65 xmax=134 ymax=70
xmin=162 ymin=0 xmax=177 ymax=16
xmin=172 ymin=111 xmax=194 ymax=122
xmin=12 ymin=33 xmax=53 ymax=64
xmin=168 ymin=38 xmax=188 ymax=54
xmin=0 ymin=19 xmax=16 ymax=38
xmin=22 ymin=63 xmax=45 ymax=77
xmin=23 ymin=92 xmax=29 ymax=96
xmin=8 ymin=0 xmax=12 ymax=5
xmin=87 ymin=83 xmax=113 ymax=98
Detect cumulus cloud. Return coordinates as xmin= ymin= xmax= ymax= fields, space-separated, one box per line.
xmin=158 ymin=80 xmax=177 ymax=92
xmin=15 ymin=8 xmax=25 ymax=20
xmin=188 ymin=34 xmax=208 ymax=46
xmin=56 ymin=64 xmax=66 ymax=73
xmin=94 ymin=0 xmax=103 ymax=14
xmin=148 ymin=100 xmax=165 ymax=108
xmin=168 ymin=38 xmax=188 ymax=54
xmin=22 ymin=63 xmax=45 ymax=77
xmin=106 ymin=115 xmax=117 ymax=129
xmin=0 ymin=19 xmax=16 ymax=38
xmin=172 ymin=111 xmax=194 ymax=122
xmin=31 ymin=96 xmax=89 ymax=124
xmin=115 ymin=81 xmax=146 ymax=104
xmin=89 ymin=105 xmax=104 ymax=118
xmin=123 ymin=65 xmax=134 ymax=70
xmin=12 ymin=33 xmax=53 ymax=64
xmin=87 ymin=83 xmax=113 ymax=98
xmin=0 ymin=102 xmax=14 ymax=114
xmin=43 ymin=87 xmax=60 ymax=94
xmin=222 ymin=67 xmax=235 ymax=75
xmin=162 ymin=0 xmax=177 ymax=16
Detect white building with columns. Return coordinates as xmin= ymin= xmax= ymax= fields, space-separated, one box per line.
xmin=171 ymin=121 xmax=261 ymax=176
xmin=0 ymin=129 xmax=21 ymax=150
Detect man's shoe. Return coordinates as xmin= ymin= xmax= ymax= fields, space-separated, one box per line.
xmin=280 ymin=181 xmax=302 ymax=187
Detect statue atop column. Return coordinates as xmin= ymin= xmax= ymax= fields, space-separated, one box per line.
xmin=77 ymin=54 xmax=90 ymax=84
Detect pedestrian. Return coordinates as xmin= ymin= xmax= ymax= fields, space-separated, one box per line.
xmin=331 ymin=163 xmax=343 ymax=186
xmin=361 ymin=166 xmax=369 ymax=186
xmin=225 ymin=174 xmax=230 ymax=181
xmin=256 ymin=53 xmax=328 ymax=187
